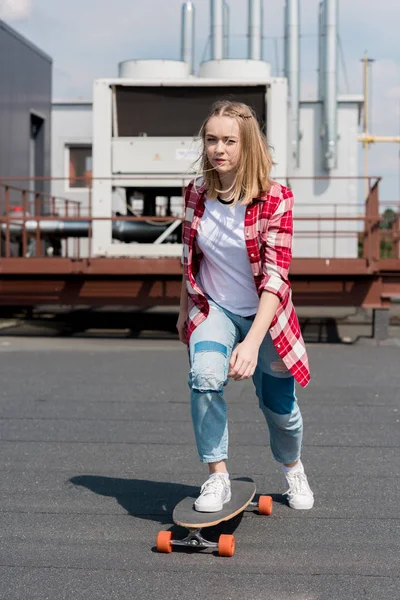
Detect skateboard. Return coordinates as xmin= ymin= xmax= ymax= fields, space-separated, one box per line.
xmin=156 ymin=478 xmax=273 ymax=557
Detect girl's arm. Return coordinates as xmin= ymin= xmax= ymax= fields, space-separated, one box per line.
xmin=228 ymin=291 xmax=279 ymax=380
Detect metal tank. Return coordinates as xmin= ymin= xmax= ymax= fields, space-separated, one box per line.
xmin=199 ymin=59 xmax=271 ymax=81
xmin=118 ymin=59 xmax=190 ymax=79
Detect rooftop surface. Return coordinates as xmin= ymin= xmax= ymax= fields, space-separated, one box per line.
xmin=0 ymin=323 xmax=399 ymax=599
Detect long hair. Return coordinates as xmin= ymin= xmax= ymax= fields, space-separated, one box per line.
xmin=194 ymin=100 xmax=273 ymax=204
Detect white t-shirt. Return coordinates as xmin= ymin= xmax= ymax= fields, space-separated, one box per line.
xmin=195 ymin=198 xmax=259 ymax=316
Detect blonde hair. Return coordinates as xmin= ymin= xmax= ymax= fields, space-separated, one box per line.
xmin=195 ymin=100 xmax=273 ymax=204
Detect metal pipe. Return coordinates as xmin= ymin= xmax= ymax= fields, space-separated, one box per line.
xmin=1 ymin=220 xmax=172 ymax=243
xmin=223 ymin=1 xmax=230 ymax=59
xmin=284 ymin=0 xmax=300 ymax=168
xmin=210 ymin=0 xmax=224 ymax=60
xmin=318 ymin=1 xmax=326 ymax=101
xmin=248 ymin=0 xmax=262 ymax=60
xmin=324 ymin=0 xmax=338 ymax=170
xmin=181 ymin=1 xmax=195 ymax=74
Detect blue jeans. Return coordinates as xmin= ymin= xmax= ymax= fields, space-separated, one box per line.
xmin=189 ymin=298 xmax=303 ymax=465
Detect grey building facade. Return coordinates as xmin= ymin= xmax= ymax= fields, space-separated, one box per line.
xmin=0 ymin=19 xmax=52 ymax=200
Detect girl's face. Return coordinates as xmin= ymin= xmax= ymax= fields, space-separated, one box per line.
xmin=204 ymin=115 xmax=241 ymax=176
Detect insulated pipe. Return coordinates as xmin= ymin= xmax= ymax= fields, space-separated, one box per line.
xmin=323 ymin=0 xmax=338 ymax=170
xmin=284 ymin=0 xmax=300 ymax=168
xmin=181 ymin=1 xmax=195 ymax=74
xmin=210 ymin=0 xmax=224 ymax=60
xmin=248 ymin=0 xmax=262 ymax=60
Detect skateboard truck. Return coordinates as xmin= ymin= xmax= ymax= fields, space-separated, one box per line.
xmin=156 ymin=496 xmax=272 ymax=557
xmin=171 ymin=529 xmax=219 ymax=550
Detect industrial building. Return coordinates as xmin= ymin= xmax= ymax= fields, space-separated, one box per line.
xmin=0 ymin=18 xmax=52 ymax=195
xmin=0 ymin=1 xmax=399 ymax=338
xmin=51 ymin=0 xmax=362 ymax=259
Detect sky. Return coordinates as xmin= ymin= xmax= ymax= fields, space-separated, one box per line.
xmin=1 ymin=0 xmax=399 ymax=201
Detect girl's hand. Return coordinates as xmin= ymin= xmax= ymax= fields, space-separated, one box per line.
xmin=228 ymin=340 xmax=259 ymax=381
xmin=176 ymin=313 xmax=187 ymax=344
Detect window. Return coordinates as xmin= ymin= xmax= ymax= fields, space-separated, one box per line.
xmin=68 ymin=146 xmax=92 ymax=188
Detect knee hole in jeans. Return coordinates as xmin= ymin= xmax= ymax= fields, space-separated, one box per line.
xmin=190 ymin=342 xmax=228 ymax=393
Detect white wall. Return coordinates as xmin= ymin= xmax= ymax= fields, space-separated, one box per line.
xmin=51 ymin=101 xmax=93 ymax=211
xmin=51 ymin=101 xmax=92 ymax=256
xmin=290 ymin=98 xmax=361 ymax=258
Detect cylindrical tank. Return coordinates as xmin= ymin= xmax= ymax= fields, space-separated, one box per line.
xmin=199 ymin=59 xmax=271 ymax=81
xmin=118 ymin=59 xmax=190 ymax=79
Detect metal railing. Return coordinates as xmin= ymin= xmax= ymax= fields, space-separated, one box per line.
xmin=0 ymin=176 xmax=399 ymax=263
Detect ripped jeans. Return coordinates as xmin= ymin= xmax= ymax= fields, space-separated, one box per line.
xmin=189 ymin=298 xmax=303 ymax=465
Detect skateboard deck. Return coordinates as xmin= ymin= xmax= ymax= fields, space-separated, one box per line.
xmin=156 ymin=477 xmax=273 ymax=557
xmin=173 ymin=478 xmax=256 ymax=528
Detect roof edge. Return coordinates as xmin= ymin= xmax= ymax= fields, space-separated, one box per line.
xmin=0 ymin=19 xmax=52 ymax=63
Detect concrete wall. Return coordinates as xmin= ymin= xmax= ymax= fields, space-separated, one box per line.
xmin=0 ymin=20 xmax=52 ymax=202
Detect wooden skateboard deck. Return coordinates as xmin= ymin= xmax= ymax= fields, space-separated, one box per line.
xmin=173 ymin=478 xmax=256 ymax=528
xmin=156 ymin=477 xmax=273 ymax=557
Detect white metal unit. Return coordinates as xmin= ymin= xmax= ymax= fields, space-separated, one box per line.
xmin=91 ymin=75 xmax=275 ymax=257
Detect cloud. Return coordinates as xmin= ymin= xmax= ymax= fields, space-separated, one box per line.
xmin=0 ymin=0 xmax=31 ymax=19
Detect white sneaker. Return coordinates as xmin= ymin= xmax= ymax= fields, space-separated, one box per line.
xmin=284 ymin=470 xmax=314 ymax=510
xmin=194 ymin=474 xmax=232 ymax=512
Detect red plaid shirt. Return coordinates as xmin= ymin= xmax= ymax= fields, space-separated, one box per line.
xmin=182 ymin=178 xmax=310 ymax=388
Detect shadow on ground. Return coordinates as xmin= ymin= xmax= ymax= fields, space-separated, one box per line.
xmin=0 ymin=307 xmax=375 ymax=344
xmin=69 ymin=474 xmax=287 ymax=527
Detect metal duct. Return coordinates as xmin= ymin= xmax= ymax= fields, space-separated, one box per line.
xmin=210 ymin=0 xmax=224 ymax=60
xmin=223 ymin=1 xmax=230 ymax=59
xmin=323 ymin=0 xmax=338 ymax=170
xmin=248 ymin=0 xmax=262 ymax=60
xmin=284 ymin=0 xmax=300 ymax=168
xmin=181 ymin=1 xmax=195 ymax=74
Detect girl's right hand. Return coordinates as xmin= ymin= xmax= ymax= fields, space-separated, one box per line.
xmin=176 ymin=313 xmax=187 ymax=344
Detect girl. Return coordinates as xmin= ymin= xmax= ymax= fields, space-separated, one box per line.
xmin=177 ymin=100 xmax=314 ymax=512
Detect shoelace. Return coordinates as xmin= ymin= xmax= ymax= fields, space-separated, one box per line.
xmin=284 ymin=471 xmax=309 ymax=498
xmin=200 ymin=475 xmax=227 ymax=497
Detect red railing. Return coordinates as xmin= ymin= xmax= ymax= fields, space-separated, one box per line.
xmin=0 ymin=176 xmax=399 ymax=263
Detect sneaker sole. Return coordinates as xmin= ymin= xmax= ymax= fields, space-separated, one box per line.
xmin=288 ymin=498 xmax=314 ymax=510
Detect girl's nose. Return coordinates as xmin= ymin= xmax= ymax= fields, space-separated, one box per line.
xmin=215 ymin=140 xmax=225 ymax=153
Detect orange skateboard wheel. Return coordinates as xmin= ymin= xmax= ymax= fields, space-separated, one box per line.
xmin=156 ymin=530 xmax=173 ymax=553
xmin=218 ymin=534 xmax=235 ymax=557
xmin=258 ymin=495 xmax=273 ymax=515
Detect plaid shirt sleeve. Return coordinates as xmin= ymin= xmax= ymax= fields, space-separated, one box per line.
xmin=260 ymin=187 xmax=294 ymax=301
xmin=181 ymin=181 xmax=193 ymax=265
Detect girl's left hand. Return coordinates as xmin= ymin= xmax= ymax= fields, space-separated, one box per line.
xmin=228 ymin=340 xmax=259 ymax=381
